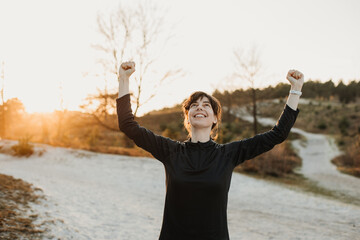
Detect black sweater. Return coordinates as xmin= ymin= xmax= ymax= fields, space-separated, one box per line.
xmin=117 ymin=94 xmax=299 ymax=240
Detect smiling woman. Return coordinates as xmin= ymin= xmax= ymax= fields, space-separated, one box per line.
xmin=116 ymin=61 xmax=303 ymax=240
xmin=182 ymin=91 xmax=222 ymax=141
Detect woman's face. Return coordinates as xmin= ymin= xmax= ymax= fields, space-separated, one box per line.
xmin=187 ymin=96 xmax=217 ymax=130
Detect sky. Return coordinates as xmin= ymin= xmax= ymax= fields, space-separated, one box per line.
xmin=1 ymin=0 xmax=359 ymax=116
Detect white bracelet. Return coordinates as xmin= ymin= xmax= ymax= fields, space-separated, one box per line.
xmin=289 ymin=90 xmax=302 ymax=96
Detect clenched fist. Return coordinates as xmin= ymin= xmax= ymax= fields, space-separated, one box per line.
xmin=286 ymin=69 xmax=304 ymax=90
xmin=118 ymin=61 xmax=135 ymax=81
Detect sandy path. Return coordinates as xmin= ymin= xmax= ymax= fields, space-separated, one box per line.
xmin=232 ymin=106 xmax=360 ymax=203
xmin=291 ymin=129 xmax=360 ymax=201
xmin=0 ymin=140 xmax=359 ymax=239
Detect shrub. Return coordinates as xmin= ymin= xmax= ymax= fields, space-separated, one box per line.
xmin=337 ymin=139 xmax=345 ymax=146
xmin=338 ymin=117 xmax=350 ymax=135
xmin=317 ymin=122 xmax=327 ymax=130
xmin=86 ymin=128 xmax=98 ymax=147
xmin=332 ymin=154 xmax=353 ymax=167
xmin=11 ymin=137 xmax=34 ymax=157
xmin=331 ymin=135 xmax=360 ymax=177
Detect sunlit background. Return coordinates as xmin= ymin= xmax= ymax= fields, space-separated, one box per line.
xmin=1 ymin=1 xmax=360 ymax=238
xmin=1 ymin=0 xmax=359 ymax=115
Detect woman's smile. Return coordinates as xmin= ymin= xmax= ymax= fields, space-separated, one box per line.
xmin=194 ymin=113 xmax=207 ymax=118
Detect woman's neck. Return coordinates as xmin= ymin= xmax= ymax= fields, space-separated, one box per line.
xmin=190 ymin=129 xmax=211 ymax=143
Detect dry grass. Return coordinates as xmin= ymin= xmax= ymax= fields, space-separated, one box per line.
xmin=10 ymin=138 xmax=34 ymax=157
xmin=331 ymin=134 xmax=360 ymax=177
xmin=0 ymin=174 xmax=47 ymax=239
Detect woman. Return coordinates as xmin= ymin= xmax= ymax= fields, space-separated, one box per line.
xmin=117 ymin=61 xmax=303 ymax=240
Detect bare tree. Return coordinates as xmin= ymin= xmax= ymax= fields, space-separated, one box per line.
xmin=233 ymin=46 xmax=263 ymax=134
xmin=56 ymin=80 xmax=66 ymax=140
xmin=82 ymin=2 xmax=182 ymax=131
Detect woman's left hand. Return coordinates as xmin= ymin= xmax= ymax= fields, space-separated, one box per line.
xmin=286 ymin=69 xmax=304 ymax=91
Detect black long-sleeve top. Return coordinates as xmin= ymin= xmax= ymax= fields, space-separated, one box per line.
xmin=116 ymin=94 xmax=299 ymax=240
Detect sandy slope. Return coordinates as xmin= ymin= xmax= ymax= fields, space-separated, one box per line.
xmin=0 ymin=140 xmax=359 ymax=240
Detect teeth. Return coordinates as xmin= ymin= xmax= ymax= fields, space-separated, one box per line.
xmin=195 ymin=114 xmax=206 ymax=118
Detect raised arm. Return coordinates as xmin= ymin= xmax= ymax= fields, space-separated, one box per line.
xmin=116 ymin=62 xmax=178 ymax=163
xmin=229 ymin=69 xmax=304 ymax=167
xmin=286 ymin=69 xmax=304 ymax=110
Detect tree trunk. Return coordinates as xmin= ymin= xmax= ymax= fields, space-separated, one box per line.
xmin=252 ymin=88 xmax=258 ymax=135
xmin=226 ymin=91 xmax=232 ymax=122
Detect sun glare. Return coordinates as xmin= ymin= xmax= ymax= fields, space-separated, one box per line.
xmin=22 ymin=98 xmax=60 ymax=114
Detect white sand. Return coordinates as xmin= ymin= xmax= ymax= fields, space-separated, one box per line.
xmin=0 ymin=140 xmax=359 ymax=240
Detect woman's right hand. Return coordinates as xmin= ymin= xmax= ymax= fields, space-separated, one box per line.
xmin=118 ymin=61 xmax=135 ymax=81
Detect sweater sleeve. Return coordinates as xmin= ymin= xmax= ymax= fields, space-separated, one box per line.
xmin=116 ymin=94 xmax=178 ymax=163
xmin=228 ymin=104 xmax=299 ymax=167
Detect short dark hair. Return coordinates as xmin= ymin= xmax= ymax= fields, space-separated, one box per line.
xmin=182 ymin=91 xmax=222 ymax=140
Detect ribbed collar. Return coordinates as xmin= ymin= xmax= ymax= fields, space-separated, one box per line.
xmin=184 ymin=138 xmax=216 ymax=148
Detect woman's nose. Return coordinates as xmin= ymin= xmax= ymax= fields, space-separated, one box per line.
xmin=196 ymin=105 xmax=204 ymax=110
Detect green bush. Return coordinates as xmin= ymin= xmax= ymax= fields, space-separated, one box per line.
xmin=11 ymin=137 xmax=34 ymax=157
xmin=338 ymin=117 xmax=350 ymax=135
xmin=317 ymin=121 xmax=327 ymax=130
xmin=337 ymin=139 xmax=345 ymax=146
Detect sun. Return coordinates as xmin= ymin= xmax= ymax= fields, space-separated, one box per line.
xmin=21 ymin=97 xmax=61 ymax=113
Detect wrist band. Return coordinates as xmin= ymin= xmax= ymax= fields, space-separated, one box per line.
xmin=289 ymin=90 xmax=302 ymax=96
